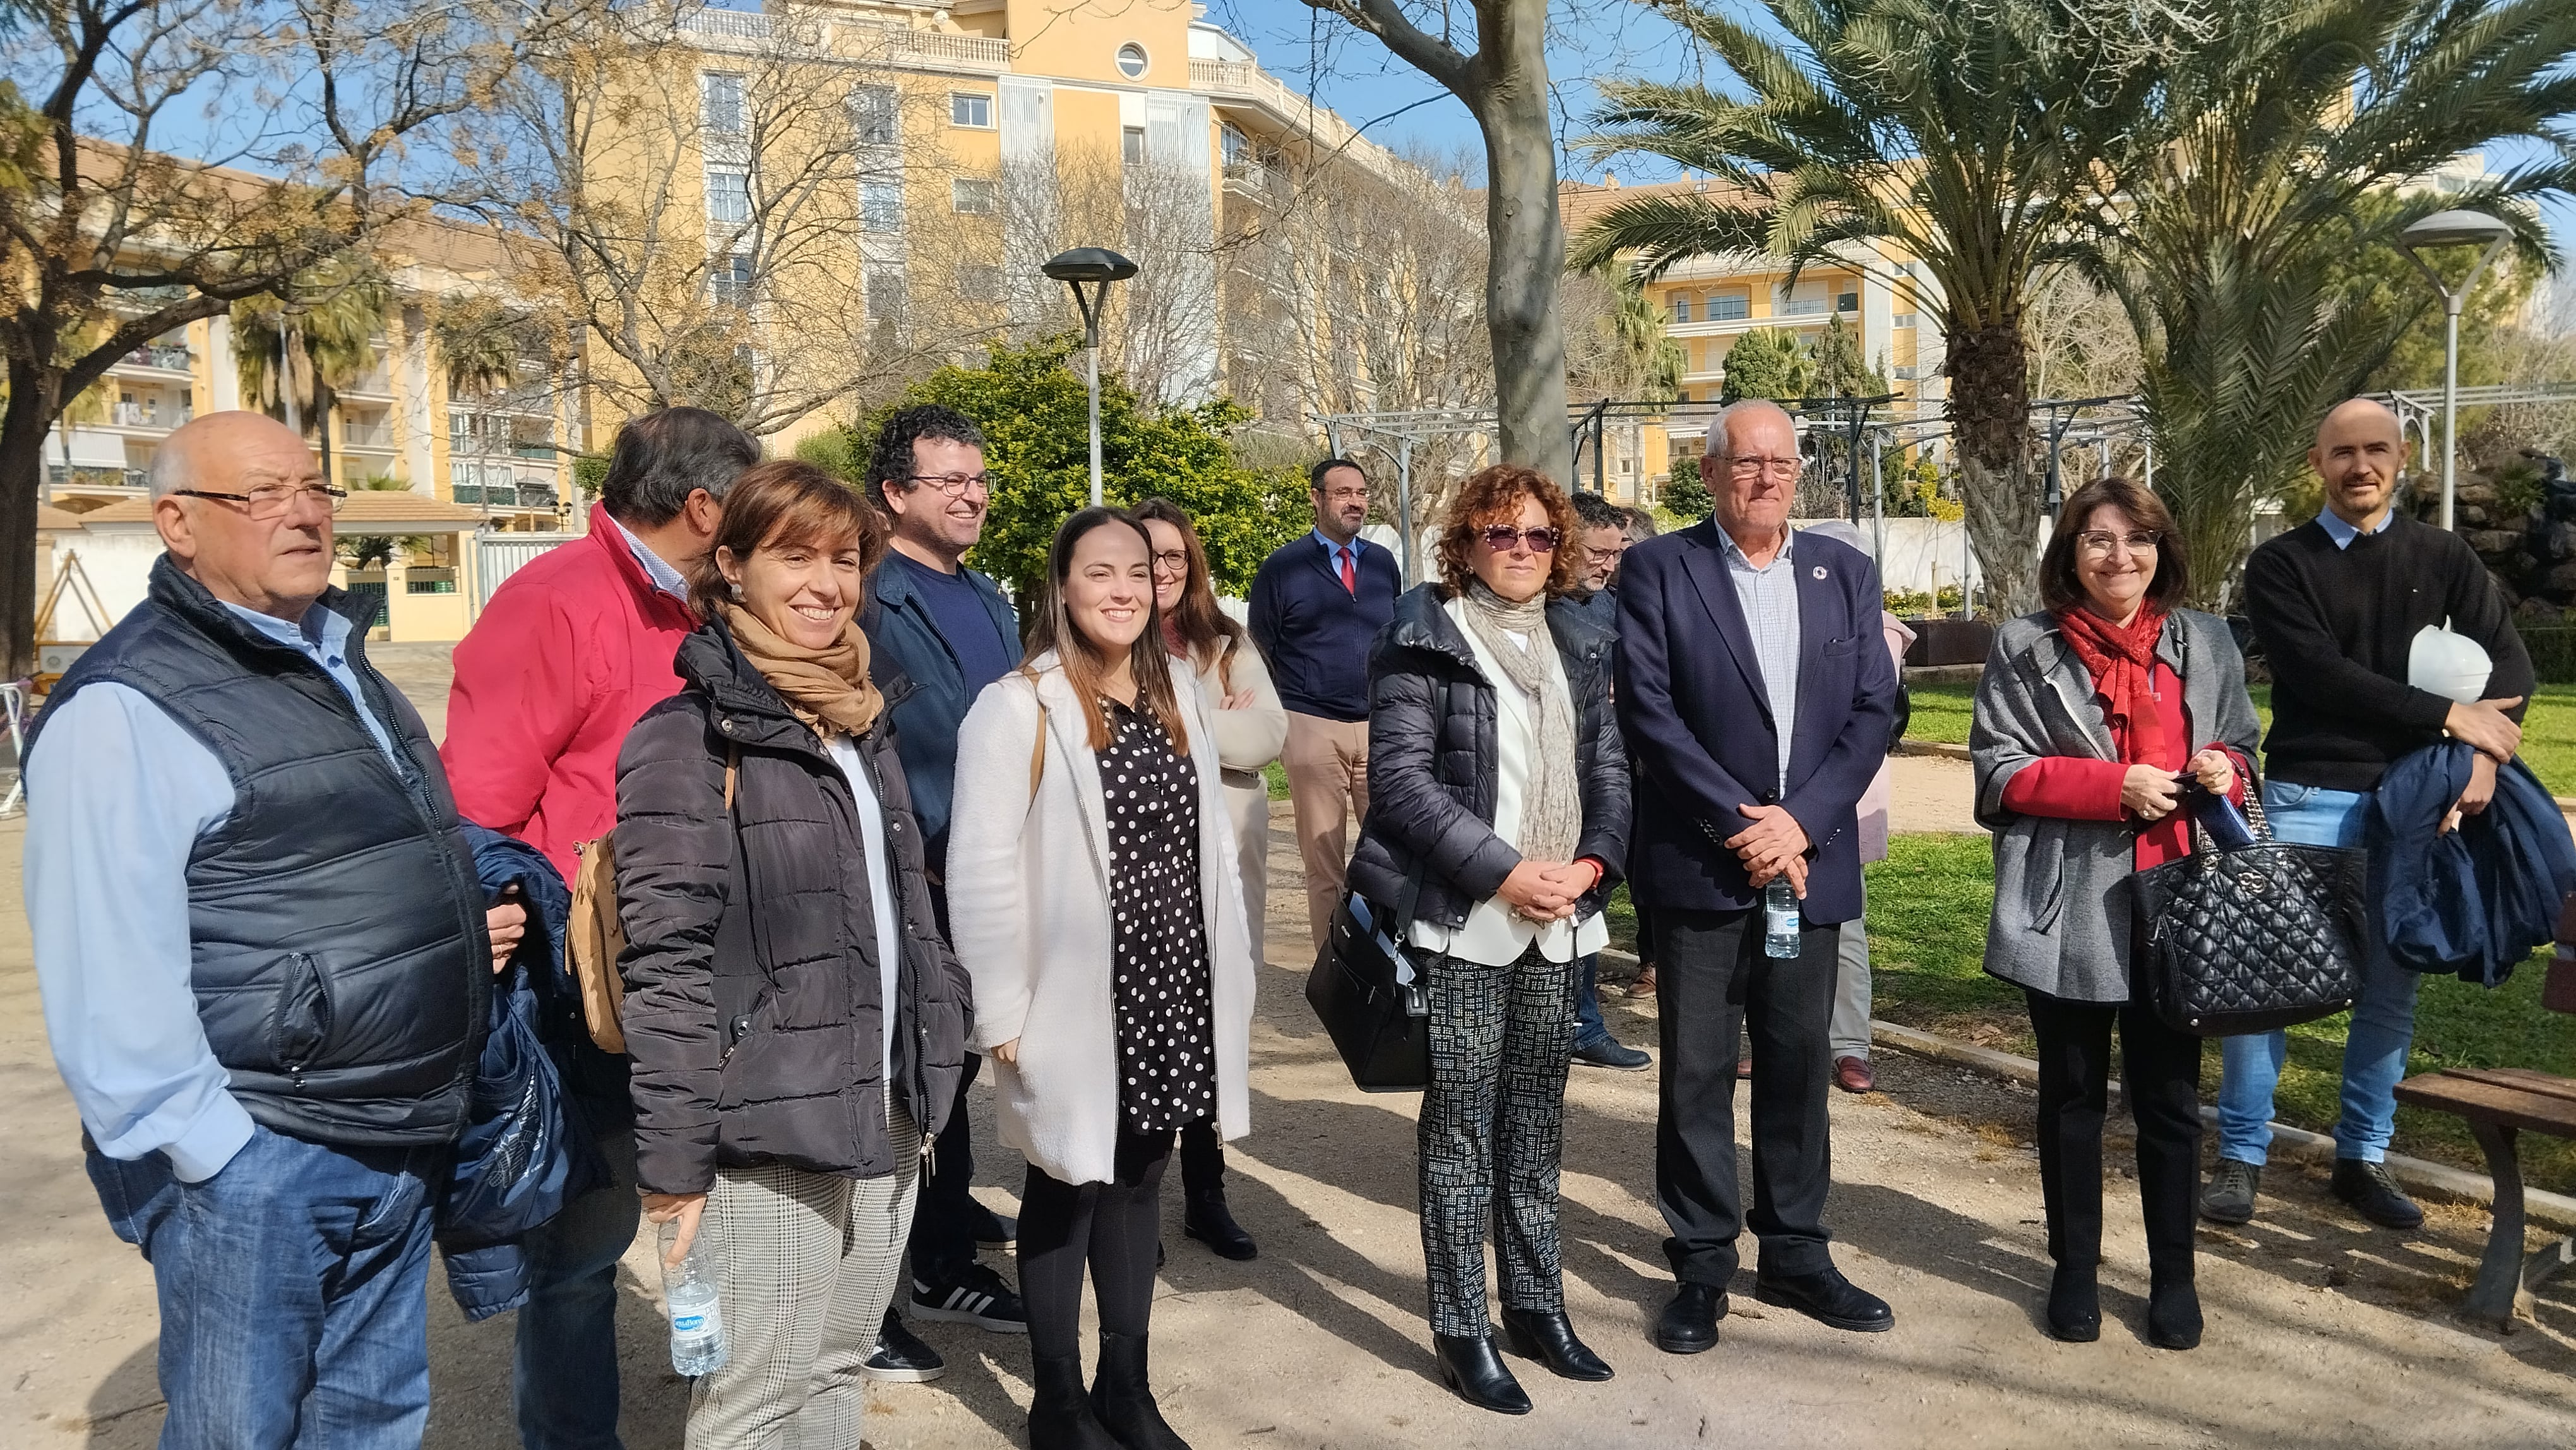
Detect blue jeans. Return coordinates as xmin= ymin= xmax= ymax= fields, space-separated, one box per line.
xmin=514 ymin=1099 xmax=640 ymax=1450
xmin=86 ymin=1123 xmax=443 ymax=1450
xmin=1573 ymin=954 xmax=1612 ymax=1050
xmin=2214 ymin=781 xmax=2420 ymax=1165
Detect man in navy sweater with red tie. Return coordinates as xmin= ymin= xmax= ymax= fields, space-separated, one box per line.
xmin=1249 ymin=457 xmax=1402 ymax=950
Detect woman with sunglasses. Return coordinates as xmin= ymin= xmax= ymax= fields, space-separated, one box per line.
xmin=1347 ymin=465 xmax=1630 ymax=1414
xmin=1133 ymin=497 xmax=1286 ymax=1261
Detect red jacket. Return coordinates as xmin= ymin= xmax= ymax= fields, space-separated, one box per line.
xmin=442 ymin=503 xmax=698 ymax=880
xmin=2000 ymin=658 xmax=2246 ymax=870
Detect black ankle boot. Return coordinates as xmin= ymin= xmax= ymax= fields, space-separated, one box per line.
xmin=2147 ymin=1269 xmax=2202 ymax=1351
xmin=1183 ymin=1187 xmax=1257 ymax=1261
xmin=2046 ymin=1264 xmax=2101 ymax=1343
xmin=1500 ymin=1306 xmax=1613 ymax=1381
xmin=1431 ymin=1332 xmax=1532 ymax=1415
xmin=1090 ymin=1330 xmax=1191 ymax=1450
xmin=1029 ymin=1353 xmax=1121 ymax=1450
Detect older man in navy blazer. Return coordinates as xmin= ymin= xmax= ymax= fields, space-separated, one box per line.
xmin=1617 ymin=400 xmax=1900 ymax=1355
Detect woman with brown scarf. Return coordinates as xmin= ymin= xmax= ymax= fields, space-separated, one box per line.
xmin=1971 ymin=476 xmax=2260 ymax=1351
xmin=615 ymin=461 xmax=974 ymax=1448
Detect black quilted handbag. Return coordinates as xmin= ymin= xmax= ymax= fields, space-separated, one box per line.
xmin=2132 ymin=789 xmax=2368 ymax=1036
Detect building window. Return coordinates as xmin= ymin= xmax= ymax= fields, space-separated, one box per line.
xmin=951 ymin=177 xmax=997 ymax=214
xmin=705 ymin=166 xmax=750 ymax=223
xmin=861 ymin=178 xmax=903 ymax=232
xmin=1892 ymin=313 xmax=1919 ymax=330
xmin=1836 ymin=290 xmax=1859 ymax=313
xmin=1116 ymin=42 xmax=1148 ymax=80
xmin=867 ymin=267 xmax=907 ymax=321
xmin=701 ymin=72 xmax=746 ymax=136
xmin=1708 ymin=290 xmax=1750 ymax=321
xmin=710 ymin=254 xmax=753 ymax=308
xmin=956 ymin=263 xmax=1003 ymax=300
xmin=1671 ymin=294 xmax=1693 ymax=323
xmin=950 ymin=92 xmax=993 ymax=128
xmin=849 ymin=85 xmax=898 ymax=147
xmin=1122 ymin=126 xmax=1146 ymax=166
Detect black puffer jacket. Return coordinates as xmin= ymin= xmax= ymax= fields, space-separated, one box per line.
xmin=1347 ymin=585 xmax=1630 ymax=932
xmin=614 ymin=617 xmax=972 ymax=1196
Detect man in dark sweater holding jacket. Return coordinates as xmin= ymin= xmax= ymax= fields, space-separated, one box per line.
xmin=1249 ymin=457 xmax=1402 ymax=949
xmin=2207 ymin=397 xmax=2532 ymax=1232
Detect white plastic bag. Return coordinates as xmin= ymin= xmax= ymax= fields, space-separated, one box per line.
xmin=2407 ymin=620 xmax=2493 ymax=705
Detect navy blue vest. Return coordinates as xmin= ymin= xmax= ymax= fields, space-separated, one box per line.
xmin=33 ymin=556 xmax=488 ymax=1147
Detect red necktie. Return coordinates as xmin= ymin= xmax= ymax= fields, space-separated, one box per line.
xmin=1339 ymin=547 xmax=1357 ymax=596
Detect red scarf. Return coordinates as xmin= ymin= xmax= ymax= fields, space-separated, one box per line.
xmin=2054 ymin=603 xmax=2170 ymax=768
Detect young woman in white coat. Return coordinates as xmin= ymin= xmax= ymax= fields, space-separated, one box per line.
xmin=1133 ymin=496 xmax=1285 ymax=1262
xmin=948 ymin=506 xmax=1258 ymax=1450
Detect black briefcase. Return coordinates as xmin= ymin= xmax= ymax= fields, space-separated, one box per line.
xmin=1305 ymin=890 xmax=1430 ymax=1093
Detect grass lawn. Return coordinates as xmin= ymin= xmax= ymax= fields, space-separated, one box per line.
xmin=1910 ymin=680 xmax=2576 ymax=796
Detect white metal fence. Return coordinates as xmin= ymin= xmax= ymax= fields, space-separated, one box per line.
xmin=475 ymin=532 xmax=581 ymax=609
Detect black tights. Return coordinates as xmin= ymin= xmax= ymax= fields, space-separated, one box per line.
xmin=2024 ymin=988 xmax=2202 ymax=1274
xmin=1018 ymin=1127 xmax=1175 ymax=1360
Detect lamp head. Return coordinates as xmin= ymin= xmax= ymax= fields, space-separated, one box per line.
xmin=2400 ymin=209 xmax=2513 ymax=251
xmin=1042 ymin=247 xmax=1139 ymax=284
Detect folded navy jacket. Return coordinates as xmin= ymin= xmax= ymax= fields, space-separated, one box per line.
xmin=2369 ymin=740 xmax=2576 ymax=988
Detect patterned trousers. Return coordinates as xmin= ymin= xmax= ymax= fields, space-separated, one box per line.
xmin=1418 ymin=942 xmax=1578 ymax=1338
xmin=688 ymin=1107 xmax=923 ymax=1450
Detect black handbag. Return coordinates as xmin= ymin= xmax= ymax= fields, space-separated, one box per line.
xmin=2132 ymin=788 xmax=2368 ymax=1036
xmin=1306 ymin=884 xmax=1431 ymax=1093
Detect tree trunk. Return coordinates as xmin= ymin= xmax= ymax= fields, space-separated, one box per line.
xmin=0 ymin=365 xmax=59 ymax=680
xmin=1475 ymin=50 xmax=1570 ymax=483
xmin=1946 ymin=317 xmax=2039 ymax=616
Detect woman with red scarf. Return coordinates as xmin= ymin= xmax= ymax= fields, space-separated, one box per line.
xmin=1969 ymin=477 xmax=2261 ymax=1351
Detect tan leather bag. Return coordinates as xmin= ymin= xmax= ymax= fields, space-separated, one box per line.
xmin=566 ymin=748 xmax=734 ymax=1054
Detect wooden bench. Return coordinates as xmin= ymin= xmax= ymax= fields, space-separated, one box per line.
xmin=2390 ymin=1067 xmax=2576 ymax=1329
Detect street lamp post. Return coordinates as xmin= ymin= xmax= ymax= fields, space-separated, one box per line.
xmin=1041 ymin=247 xmax=1139 ymax=507
xmin=2397 ymin=209 xmax=2515 ymax=531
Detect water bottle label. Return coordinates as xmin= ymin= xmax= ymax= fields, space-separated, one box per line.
xmin=674 ymin=1311 xmax=710 ymax=1334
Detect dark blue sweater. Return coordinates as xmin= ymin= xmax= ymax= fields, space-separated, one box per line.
xmin=1247 ymin=534 xmax=1400 ymax=721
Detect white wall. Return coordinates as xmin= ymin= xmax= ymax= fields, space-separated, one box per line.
xmin=1797 ymin=514 xmax=2051 ymax=598
xmin=43 ymin=530 xmax=164 ymax=642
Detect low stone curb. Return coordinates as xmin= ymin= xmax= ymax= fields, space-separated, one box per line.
xmin=1868 ymin=1019 xmax=2576 ymax=1231
xmin=1896 ymin=739 xmax=1973 ymax=762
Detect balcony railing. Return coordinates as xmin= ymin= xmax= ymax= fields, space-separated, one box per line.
xmin=679 ymin=7 xmax=769 ymax=41
xmin=888 ymin=28 xmax=1006 ymax=69
xmin=343 ymin=422 xmax=395 ymax=449
xmin=112 ymin=401 xmax=175 ymax=428
xmin=119 ymin=344 xmax=193 ymax=373
xmin=1780 ymin=297 xmax=1829 ymax=316
xmin=341 ymin=368 xmax=394 ymax=398
xmin=453 ymin=482 xmax=561 ymax=510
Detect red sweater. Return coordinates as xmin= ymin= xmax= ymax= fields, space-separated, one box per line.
xmin=1999 ymin=659 xmax=2245 ymax=869
xmin=441 ymin=504 xmax=698 ymax=879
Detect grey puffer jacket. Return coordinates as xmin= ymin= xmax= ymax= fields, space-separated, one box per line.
xmin=615 ymin=618 xmax=972 ymax=1195
xmin=1346 ymin=585 xmax=1630 ymax=932
xmin=1971 ymin=608 xmax=2263 ymax=1004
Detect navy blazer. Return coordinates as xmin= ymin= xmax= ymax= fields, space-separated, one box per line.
xmin=1614 ymin=522 xmax=1898 ymax=923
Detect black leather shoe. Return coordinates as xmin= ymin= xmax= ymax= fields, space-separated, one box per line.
xmin=2330 ymin=1158 xmax=2424 ymax=1231
xmin=1090 ymin=1330 xmax=1191 ymax=1449
xmin=2046 ymin=1264 xmax=2101 ymax=1344
xmin=1754 ymin=1266 xmax=1895 ymax=1333
xmin=861 ymin=1309 xmax=947 ymax=1382
xmin=2147 ymin=1273 xmax=2203 ymax=1351
xmin=1431 ymin=1333 xmax=1532 ymax=1415
xmin=1183 ymin=1189 xmax=1258 ymax=1261
xmin=972 ymin=1206 xmax=1019 ymax=1250
xmin=1500 ymin=1306 xmax=1613 ymax=1381
xmin=1653 ymin=1283 xmax=1725 ymax=1355
xmin=1028 ymin=1352 xmax=1121 ymax=1450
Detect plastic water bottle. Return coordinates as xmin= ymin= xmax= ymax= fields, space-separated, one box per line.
xmin=660 ymin=1219 xmax=727 ymax=1377
xmin=1763 ymin=877 xmax=1802 ymax=959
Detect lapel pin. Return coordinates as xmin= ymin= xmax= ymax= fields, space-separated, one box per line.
xmin=1811 ymin=566 xmax=1827 ymax=580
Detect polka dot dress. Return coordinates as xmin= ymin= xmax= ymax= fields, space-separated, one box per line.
xmin=1099 ymin=698 xmax=1217 ymax=1135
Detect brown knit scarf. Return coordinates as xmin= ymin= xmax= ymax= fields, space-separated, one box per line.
xmin=722 ymin=601 xmax=883 ymax=738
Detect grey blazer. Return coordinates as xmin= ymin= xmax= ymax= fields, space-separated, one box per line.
xmin=1970 ymin=608 xmax=2263 ymax=1003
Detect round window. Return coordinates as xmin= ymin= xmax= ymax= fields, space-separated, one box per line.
xmin=1116 ymin=42 xmax=1148 ymax=80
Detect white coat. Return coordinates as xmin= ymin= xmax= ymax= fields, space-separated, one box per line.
xmin=946 ymin=651 xmax=1257 ymax=1185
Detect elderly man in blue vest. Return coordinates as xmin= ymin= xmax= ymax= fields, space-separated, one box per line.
xmin=27 ymin=410 xmax=522 ymax=1450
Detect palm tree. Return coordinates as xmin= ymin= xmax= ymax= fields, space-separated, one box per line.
xmin=233 ymin=255 xmax=391 ymax=482
xmin=2086 ymin=0 xmax=2575 ymax=606
xmin=432 ymin=296 xmax=532 ymax=402
xmin=1572 ymin=0 xmax=2147 ymax=613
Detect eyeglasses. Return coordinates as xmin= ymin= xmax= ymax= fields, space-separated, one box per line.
xmin=170 ymin=484 xmax=347 ymax=518
xmin=1479 ymin=525 xmax=1562 ymax=555
xmin=1150 ymin=549 xmax=1190 ymax=575
xmin=2075 ymin=529 xmax=2161 ymax=556
xmin=902 ymin=471 xmax=993 ymax=498
xmin=1725 ymin=457 xmax=1801 ymax=480
xmin=1318 ymin=488 xmax=1368 ymax=505
xmin=1583 ymin=543 xmax=1628 ymax=566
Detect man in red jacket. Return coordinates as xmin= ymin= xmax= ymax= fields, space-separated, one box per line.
xmin=442 ymin=405 xmax=758 ymax=1450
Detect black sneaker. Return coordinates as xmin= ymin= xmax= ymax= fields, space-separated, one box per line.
xmin=1571 ymin=1036 xmax=1652 ymax=1072
xmin=970 ymin=1206 xmax=1019 ymax=1250
xmin=2198 ymin=1159 xmax=2260 ymax=1226
xmin=912 ymin=1262 xmax=1029 ymax=1333
xmin=861 ymin=1310 xmax=946 ymax=1383
xmin=2331 ymin=1158 xmax=2424 ymax=1231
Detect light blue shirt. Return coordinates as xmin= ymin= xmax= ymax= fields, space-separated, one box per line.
xmin=2315 ymin=506 xmax=2395 ymax=551
xmin=1311 ymin=528 xmax=1364 ymax=587
xmin=611 ymin=513 xmax=694 ymax=602
xmin=25 ymin=596 xmax=400 ymax=1182
xmin=1719 ymin=526 xmax=1802 ymax=791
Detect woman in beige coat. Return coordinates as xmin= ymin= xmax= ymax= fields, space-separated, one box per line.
xmin=948 ymin=506 xmax=1258 ymax=1450
xmin=1133 ymin=499 xmax=1285 ymax=1262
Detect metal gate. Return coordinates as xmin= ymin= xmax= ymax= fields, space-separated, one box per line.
xmin=475 ymin=532 xmax=581 ymax=609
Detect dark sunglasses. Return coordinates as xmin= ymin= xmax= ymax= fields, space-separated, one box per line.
xmin=1479 ymin=525 xmax=1562 ymax=555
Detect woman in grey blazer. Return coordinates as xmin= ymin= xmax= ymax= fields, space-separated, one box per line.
xmin=1970 ymin=477 xmax=2260 ymax=1352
